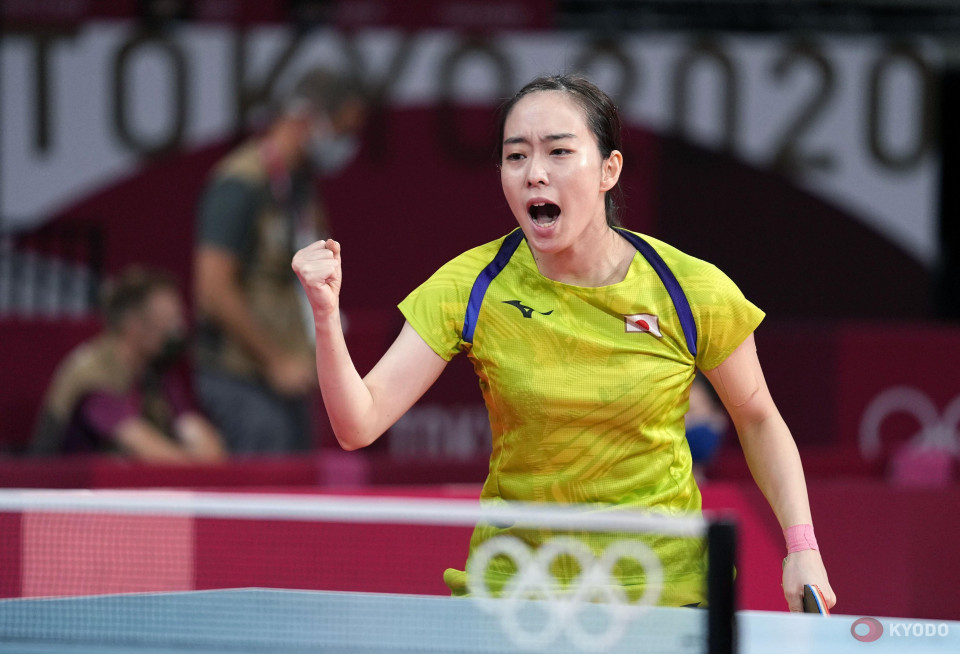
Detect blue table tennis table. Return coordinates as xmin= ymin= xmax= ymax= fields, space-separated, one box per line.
xmin=1 ymin=588 xmax=958 ymax=653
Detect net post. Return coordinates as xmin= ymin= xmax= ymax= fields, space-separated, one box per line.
xmin=707 ymin=519 xmax=737 ymax=654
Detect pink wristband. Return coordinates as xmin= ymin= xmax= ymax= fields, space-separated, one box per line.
xmin=783 ymin=524 xmax=818 ymax=554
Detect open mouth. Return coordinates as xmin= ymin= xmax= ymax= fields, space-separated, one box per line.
xmin=528 ymin=202 xmax=560 ymax=226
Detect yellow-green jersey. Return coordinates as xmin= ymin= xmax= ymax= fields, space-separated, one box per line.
xmin=398 ymin=228 xmax=764 ymax=606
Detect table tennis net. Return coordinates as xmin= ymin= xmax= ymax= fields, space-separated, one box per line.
xmin=0 ymin=490 xmax=736 ymax=653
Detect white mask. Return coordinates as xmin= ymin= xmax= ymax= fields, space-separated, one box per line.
xmin=308 ymin=114 xmax=360 ymax=174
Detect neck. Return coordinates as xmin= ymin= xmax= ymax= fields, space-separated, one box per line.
xmin=531 ymin=219 xmax=633 ymax=287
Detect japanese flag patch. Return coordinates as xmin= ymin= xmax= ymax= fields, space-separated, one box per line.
xmin=624 ymin=313 xmax=662 ymax=337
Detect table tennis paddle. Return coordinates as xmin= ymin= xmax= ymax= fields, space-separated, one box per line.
xmin=803 ymin=583 xmax=829 ymax=615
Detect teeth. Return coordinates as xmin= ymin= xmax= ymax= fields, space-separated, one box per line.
xmin=528 ymin=201 xmax=560 ymax=225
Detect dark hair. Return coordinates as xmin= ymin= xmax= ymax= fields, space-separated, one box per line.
xmin=102 ymin=267 xmax=178 ymax=330
xmin=286 ymin=67 xmax=367 ymax=117
xmin=497 ymin=74 xmax=623 ymax=227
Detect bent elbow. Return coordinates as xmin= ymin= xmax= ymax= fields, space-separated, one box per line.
xmin=334 ymin=430 xmax=370 ymax=452
xmin=333 ymin=425 xmax=381 ymax=452
xmin=337 ymin=438 xmax=363 ymax=452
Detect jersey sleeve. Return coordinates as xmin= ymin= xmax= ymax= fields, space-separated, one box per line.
xmin=196 ymin=176 xmax=260 ymax=257
xmin=689 ymin=263 xmax=765 ymax=371
xmin=397 ymin=259 xmax=474 ymax=362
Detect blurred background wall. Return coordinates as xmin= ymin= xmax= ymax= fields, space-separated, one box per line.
xmin=4 ymin=0 xmax=958 ymax=472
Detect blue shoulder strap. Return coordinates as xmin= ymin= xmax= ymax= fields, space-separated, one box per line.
xmin=462 ymin=229 xmax=525 ymax=344
xmin=613 ymin=227 xmax=698 ymax=357
xmin=461 ymin=227 xmax=698 ymax=357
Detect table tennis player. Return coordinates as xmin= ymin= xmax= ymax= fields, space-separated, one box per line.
xmin=293 ymin=74 xmax=835 ymax=611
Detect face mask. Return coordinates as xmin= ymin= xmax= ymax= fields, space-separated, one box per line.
xmin=685 ymin=423 xmax=723 ymax=464
xmin=150 ymin=333 xmax=187 ymax=371
xmin=307 ymin=113 xmax=360 ymax=174
xmin=308 ymin=131 xmax=359 ymax=174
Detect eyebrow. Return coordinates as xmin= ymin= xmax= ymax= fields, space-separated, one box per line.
xmin=502 ymin=133 xmax=578 ymax=146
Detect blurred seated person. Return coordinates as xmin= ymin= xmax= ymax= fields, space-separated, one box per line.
xmin=30 ymin=267 xmax=226 ymax=463
xmin=685 ymin=373 xmax=729 ymax=483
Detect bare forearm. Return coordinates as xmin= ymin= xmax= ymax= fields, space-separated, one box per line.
xmin=313 ymin=312 xmax=379 ymax=449
xmin=114 ymin=420 xmax=193 ymax=465
xmin=704 ymin=336 xmax=834 ymax=610
xmin=175 ymin=414 xmax=228 ymax=462
xmin=736 ymin=413 xmax=812 ymax=528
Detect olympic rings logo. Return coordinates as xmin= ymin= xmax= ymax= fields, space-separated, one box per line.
xmin=859 ymin=387 xmax=960 ymax=460
xmin=466 ymin=535 xmax=663 ymax=651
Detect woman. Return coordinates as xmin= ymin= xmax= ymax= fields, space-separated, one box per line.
xmin=292 ymin=75 xmax=835 ymax=611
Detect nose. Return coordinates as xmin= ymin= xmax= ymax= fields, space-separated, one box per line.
xmin=525 ymin=153 xmax=548 ymax=187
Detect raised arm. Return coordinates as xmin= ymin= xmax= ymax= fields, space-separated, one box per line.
xmin=293 ymin=240 xmax=448 ymax=450
xmin=701 ymin=333 xmax=835 ymax=612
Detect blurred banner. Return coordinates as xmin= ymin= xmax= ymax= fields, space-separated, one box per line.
xmin=2 ymin=24 xmax=942 ymax=263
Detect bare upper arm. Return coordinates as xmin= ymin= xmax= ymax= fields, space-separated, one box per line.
xmin=360 ymin=321 xmax=449 ymax=440
xmin=194 ymin=246 xmax=241 ymax=307
xmin=701 ymin=332 xmax=778 ymax=429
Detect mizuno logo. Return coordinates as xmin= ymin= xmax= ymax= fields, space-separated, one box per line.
xmin=503 ymin=300 xmax=554 ymax=319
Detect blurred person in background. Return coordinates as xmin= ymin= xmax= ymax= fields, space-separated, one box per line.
xmin=30 ymin=267 xmax=226 ymax=463
xmin=193 ymin=67 xmax=366 ymax=454
xmin=684 ymin=374 xmax=729 ymax=484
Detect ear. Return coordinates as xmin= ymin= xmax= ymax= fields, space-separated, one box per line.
xmin=600 ymin=150 xmax=623 ymax=192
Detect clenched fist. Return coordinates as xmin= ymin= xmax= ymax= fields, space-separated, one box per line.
xmin=292 ymin=239 xmax=342 ymax=319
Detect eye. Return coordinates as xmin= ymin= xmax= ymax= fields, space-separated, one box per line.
xmin=551 ymin=148 xmax=573 ymax=156
xmin=504 ymin=152 xmax=525 ymax=161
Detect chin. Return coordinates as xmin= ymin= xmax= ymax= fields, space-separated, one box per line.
xmin=520 ymin=225 xmax=568 ymax=255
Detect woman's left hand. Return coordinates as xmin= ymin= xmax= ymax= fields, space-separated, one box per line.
xmin=782 ymin=549 xmax=836 ymax=612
